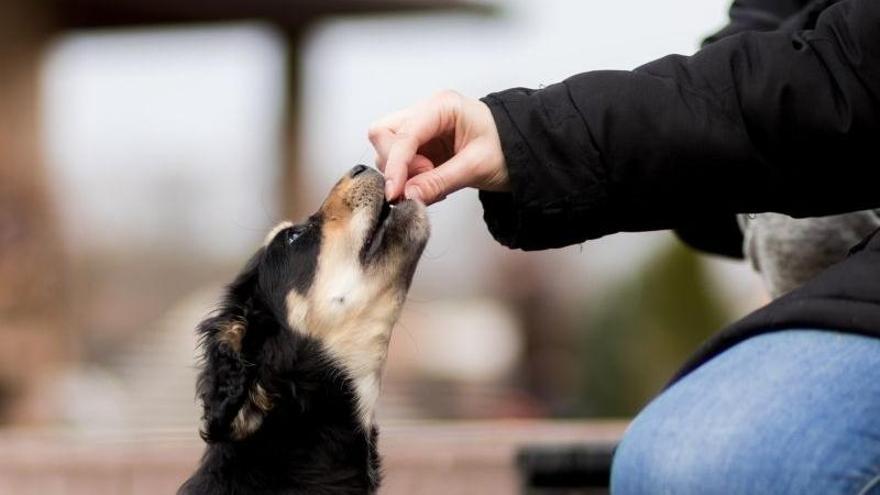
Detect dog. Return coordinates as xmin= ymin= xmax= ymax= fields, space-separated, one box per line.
xmin=178 ymin=165 xmax=429 ymax=494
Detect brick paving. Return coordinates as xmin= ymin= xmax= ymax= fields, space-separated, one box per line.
xmin=0 ymin=420 xmax=626 ymax=494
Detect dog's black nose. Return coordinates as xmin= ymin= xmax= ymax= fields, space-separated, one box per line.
xmin=350 ymin=164 xmax=369 ymax=178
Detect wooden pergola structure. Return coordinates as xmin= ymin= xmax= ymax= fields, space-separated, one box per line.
xmin=0 ymin=0 xmax=486 ymax=424
xmin=52 ymin=0 xmax=488 ymax=218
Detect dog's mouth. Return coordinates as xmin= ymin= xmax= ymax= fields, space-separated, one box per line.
xmin=362 ymin=199 xmax=403 ymax=262
xmin=340 ymin=166 xmax=428 ymax=267
xmin=364 ymin=200 xmax=394 ymax=260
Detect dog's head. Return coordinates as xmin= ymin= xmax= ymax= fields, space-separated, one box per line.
xmin=196 ymin=165 xmax=428 ymax=442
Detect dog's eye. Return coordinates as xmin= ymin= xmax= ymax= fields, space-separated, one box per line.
xmin=287 ymin=227 xmax=304 ymax=245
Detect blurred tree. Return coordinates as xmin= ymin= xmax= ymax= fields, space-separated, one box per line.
xmin=494 ymin=252 xmax=582 ymax=417
xmin=575 ymin=240 xmax=730 ymax=417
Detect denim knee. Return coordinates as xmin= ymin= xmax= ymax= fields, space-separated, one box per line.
xmin=610 ymin=400 xmax=767 ymax=494
xmin=610 ymin=330 xmax=880 ymax=495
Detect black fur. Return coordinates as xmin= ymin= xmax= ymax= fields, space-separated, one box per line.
xmin=179 ymin=214 xmax=382 ymax=495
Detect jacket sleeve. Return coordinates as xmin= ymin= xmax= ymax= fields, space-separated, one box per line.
xmin=479 ymin=0 xmax=880 ymax=251
xmin=704 ymin=0 xmax=812 ymax=44
xmin=674 ymin=0 xmax=814 ymax=258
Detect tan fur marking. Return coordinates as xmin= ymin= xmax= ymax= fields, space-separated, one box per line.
xmin=286 ymin=292 xmax=309 ymax=330
xmin=250 ymin=383 xmax=274 ymax=412
xmin=319 ymin=177 xmax=356 ymax=223
xmin=231 ymin=406 xmax=263 ymax=440
xmin=218 ymin=321 xmax=246 ymax=353
xmin=230 ymin=383 xmax=273 ymax=440
xmin=264 ymin=221 xmax=294 ymax=246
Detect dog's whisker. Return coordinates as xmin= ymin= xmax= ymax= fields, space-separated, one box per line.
xmin=259 ymin=184 xmax=280 ymax=224
xmin=355 ymin=146 xmax=372 ymax=166
xmin=401 ymin=295 xmax=438 ymax=305
xmin=391 ymin=320 xmax=421 ymax=356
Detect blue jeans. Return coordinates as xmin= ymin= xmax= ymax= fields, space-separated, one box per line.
xmin=611 ymin=330 xmax=880 ymax=495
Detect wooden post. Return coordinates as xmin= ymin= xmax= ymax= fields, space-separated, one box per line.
xmin=279 ymin=27 xmax=309 ymax=221
xmin=0 ymin=0 xmax=71 ymax=424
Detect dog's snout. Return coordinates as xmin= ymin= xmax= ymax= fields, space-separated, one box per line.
xmin=350 ymin=164 xmax=369 ymax=178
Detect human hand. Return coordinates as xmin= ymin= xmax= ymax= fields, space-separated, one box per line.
xmin=369 ymin=90 xmax=509 ymax=205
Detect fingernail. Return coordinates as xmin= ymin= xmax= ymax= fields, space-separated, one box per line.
xmin=405 ymin=185 xmax=422 ymax=203
xmin=385 ymin=179 xmax=394 ymax=199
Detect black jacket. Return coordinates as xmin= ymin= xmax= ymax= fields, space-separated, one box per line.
xmin=478 ymin=0 xmax=880 ymax=382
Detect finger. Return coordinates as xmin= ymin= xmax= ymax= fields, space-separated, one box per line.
xmin=368 ymin=110 xmax=408 ymax=171
xmin=417 ymin=137 xmax=453 ymax=168
xmin=369 ymin=109 xmax=407 ymax=133
xmin=369 ymin=127 xmax=397 ymax=171
xmin=383 ymin=94 xmax=460 ymax=200
xmin=384 ymin=133 xmax=422 ymax=201
xmin=404 ymin=147 xmax=476 ymax=205
xmin=409 ymin=154 xmax=435 ymax=176
xmin=383 ymin=120 xmax=443 ymax=200
xmin=373 ymin=131 xmax=439 ymax=173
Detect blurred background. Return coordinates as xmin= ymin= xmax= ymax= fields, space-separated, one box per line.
xmin=0 ymin=0 xmax=768 ymax=492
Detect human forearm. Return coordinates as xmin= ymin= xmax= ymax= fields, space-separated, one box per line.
xmin=480 ymin=0 xmax=880 ymax=250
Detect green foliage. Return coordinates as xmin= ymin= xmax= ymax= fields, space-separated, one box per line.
xmin=574 ymin=241 xmax=730 ymax=417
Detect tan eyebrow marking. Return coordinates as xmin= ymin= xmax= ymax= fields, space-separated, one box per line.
xmin=217 ymin=320 xmax=246 ymax=353
xmin=264 ymin=221 xmax=294 ymax=246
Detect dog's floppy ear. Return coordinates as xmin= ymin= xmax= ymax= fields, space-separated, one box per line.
xmin=198 ymin=315 xmax=250 ymax=441
xmin=196 ymin=249 xmax=273 ymax=442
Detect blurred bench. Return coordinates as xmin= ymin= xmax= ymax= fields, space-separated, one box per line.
xmin=381 ymin=420 xmax=625 ymax=494
xmin=517 ymin=442 xmax=617 ymax=495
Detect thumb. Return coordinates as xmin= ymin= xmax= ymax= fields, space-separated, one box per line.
xmin=403 ymin=148 xmax=475 ymax=205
